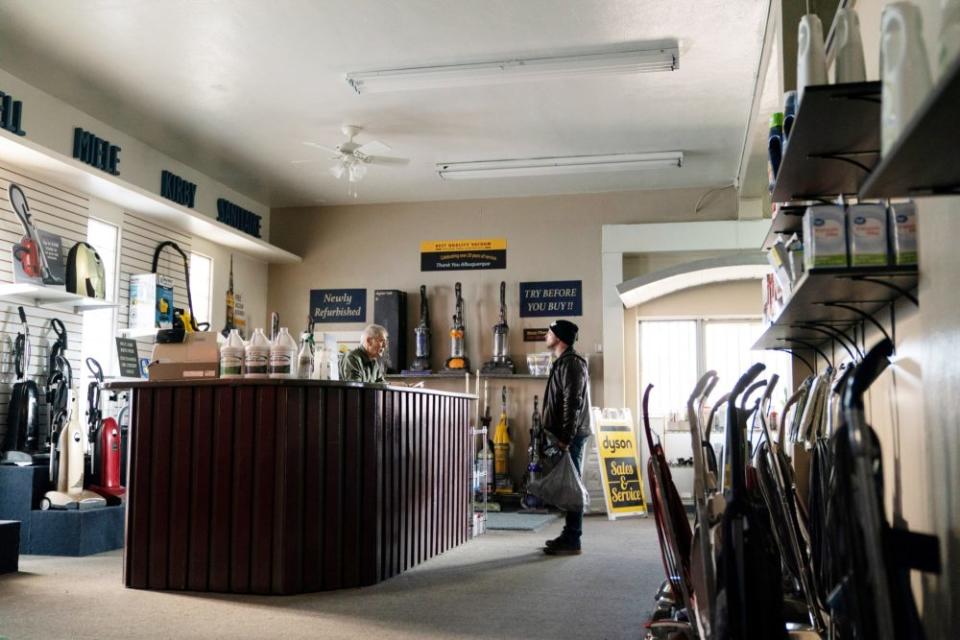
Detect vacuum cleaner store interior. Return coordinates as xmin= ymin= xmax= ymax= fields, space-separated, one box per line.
xmin=0 ymin=1 xmax=958 ymax=638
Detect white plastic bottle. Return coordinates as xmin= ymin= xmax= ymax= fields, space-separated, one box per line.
xmin=797 ymin=13 xmax=827 ymax=104
xmin=939 ymin=0 xmax=960 ymax=76
xmin=269 ymin=327 xmax=298 ymax=379
xmin=880 ymin=2 xmax=933 ymax=154
xmin=314 ymin=344 xmax=329 ymax=380
xmin=834 ymin=8 xmax=866 ymax=83
xmin=220 ymin=329 xmax=245 ymax=378
xmin=296 ymin=334 xmax=314 ymax=379
xmin=244 ymin=328 xmax=271 ymax=379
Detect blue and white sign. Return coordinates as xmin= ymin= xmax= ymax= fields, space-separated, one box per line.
xmin=519 ymin=280 xmax=582 ymax=317
xmin=310 ymin=288 xmax=367 ymax=323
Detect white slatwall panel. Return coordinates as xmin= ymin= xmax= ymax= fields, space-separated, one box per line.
xmin=0 ymin=164 xmax=88 ymax=437
xmin=118 ymin=212 xmax=192 ymax=351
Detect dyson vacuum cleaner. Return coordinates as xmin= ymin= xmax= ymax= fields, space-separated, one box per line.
xmin=443 ymin=282 xmax=469 ymax=372
xmin=407 ymin=284 xmax=432 ymax=373
xmin=481 ymin=281 xmax=515 ymax=374
xmin=522 ymin=395 xmax=545 ymax=510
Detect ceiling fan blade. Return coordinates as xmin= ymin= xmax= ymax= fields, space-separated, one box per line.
xmin=355 ymin=140 xmax=391 ymax=156
xmin=302 ymin=141 xmax=341 ymax=155
xmin=290 ymin=159 xmax=322 ymax=165
xmin=364 ymin=155 xmax=410 ymax=167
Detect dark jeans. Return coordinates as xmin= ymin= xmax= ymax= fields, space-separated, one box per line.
xmin=562 ymin=434 xmax=589 ymax=541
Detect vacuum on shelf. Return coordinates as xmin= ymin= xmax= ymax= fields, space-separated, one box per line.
xmin=1 ymin=307 xmax=41 ymax=465
xmin=493 ymin=385 xmax=512 ymax=495
xmin=443 ymin=282 xmax=469 ymax=372
xmin=408 ymin=285 xmax=432 ymax=373
xmin=8 ymin=183 xmax=62 ymax=285
xmin=481 ymin=281 xmax=515 ymax=374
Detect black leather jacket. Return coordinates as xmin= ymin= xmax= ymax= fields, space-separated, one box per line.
xmin=541 ymin=347 xmax=591 ymax=445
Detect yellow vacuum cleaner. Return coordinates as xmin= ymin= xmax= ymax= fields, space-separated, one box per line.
xmin=493 ymin=386 xmax=513 ymax=494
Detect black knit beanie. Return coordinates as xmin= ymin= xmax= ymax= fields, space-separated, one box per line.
xmin=549 ymin=319 xmax=578 ymax=346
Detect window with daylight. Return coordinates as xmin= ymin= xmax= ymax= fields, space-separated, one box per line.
xmin=639 ymin=318 xmax=792 ymax=419
xmin=80 ymin=218 xmax=119 ymax=376
xmin=189 ymin=252 xmax=213 ymax=327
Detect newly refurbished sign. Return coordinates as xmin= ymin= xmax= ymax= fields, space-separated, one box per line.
xmin=519 ymin=280 xmax=582 ymax=317
xmin=310 ymin=288 xmax=367 ymax=323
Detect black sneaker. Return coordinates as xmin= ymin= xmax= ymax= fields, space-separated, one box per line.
xmin=544 ymin=535 xmax=567 ymax=549
xmin=543 ymin=538 xmax=581 ymax=555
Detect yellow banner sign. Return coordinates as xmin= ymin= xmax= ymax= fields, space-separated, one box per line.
xmin=420 ymin=238 xmax=507 ymax=252
xmin=592 ymin=408 xmax=647 ymax=518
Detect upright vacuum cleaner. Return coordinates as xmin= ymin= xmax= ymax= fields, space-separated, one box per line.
xmin=86 ymin=358 xmax=124 ymax=504
xmin=1 ymin=307 xmax=41 ymax=465
xmin=42 ymin=386 xmax=106 ymax=510
xmin=481 ymin=281 xmax=515 ymax=374
xmin=408 ymin=285 xmax=432 ymax=373
xmin=521 ymin=395 xmax=544 ymax=510
xmin=443 ymin=282 xmax=469 ymax=372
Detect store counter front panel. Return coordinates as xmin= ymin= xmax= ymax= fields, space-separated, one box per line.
xmin=104 ymin=380 xmax=474 ymax=595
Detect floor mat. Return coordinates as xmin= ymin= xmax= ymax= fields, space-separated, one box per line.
xmin=485 ymin=511 xmax=561 ymax=531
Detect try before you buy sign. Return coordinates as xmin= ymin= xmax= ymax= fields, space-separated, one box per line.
xmin=519 ymin=280 xmax=582 ymax=317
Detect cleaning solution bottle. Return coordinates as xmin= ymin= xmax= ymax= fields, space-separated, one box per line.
xmin=296 ymin=333 xmax=314 ymax=379
xmin=938 ymin=0 xmax=960 ymax=75
xmin=834 ymin=8 xmax=866 ymax=83
xmin=881 ymin=2 xmax=933 ymax=154
xmin=797 ymin=13 xmax=827 ymax=104
xmin=767 ymin=112 xmax=785 ymax=192
xmin=269 ymin=328 xmax=298 ymax=379
xmin=220 ymin=329 xmax=245 ymax=379
xmin=244 ymin=328 xmax=270 ymax=378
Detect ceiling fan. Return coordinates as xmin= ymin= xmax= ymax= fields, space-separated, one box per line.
xmin=298 ymin=125 xmax=409 ymax=185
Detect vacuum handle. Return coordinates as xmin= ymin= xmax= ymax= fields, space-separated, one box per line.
xmin=151 ymin=241 xmax=199 ymax=331
xmin=845 ymin=338 xmax=893 ymax=410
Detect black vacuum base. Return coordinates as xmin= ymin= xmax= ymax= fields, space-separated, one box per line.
xmin=480 ymin=360 xmax=516 ymax=374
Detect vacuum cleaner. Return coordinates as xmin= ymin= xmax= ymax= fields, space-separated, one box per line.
xmin=493 ymin=386 xmax=513 ymax=494
xmin=521 ymin=395 xmax=545 ymax=510
xmin=42 ymin=388 xmax=106 ymax=510
xmin=481 ymin=281 xmax=515 ymax=374
xmin=8 ymin=183 xmax=62 ymax=285
xmin=86 ymin=358 xmax=124 ymax=504
xmin=443 ymin=282 xmax=469 ymax=372
xmin=408 ymin=285 xmax=432 ymax=373
xmin=1 ymin=307 xmax=41 ymax=466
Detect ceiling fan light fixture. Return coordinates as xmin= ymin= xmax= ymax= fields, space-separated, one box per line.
xmin=348 ymin=162 xmax=368 ymax=183
xmin=329 ymin=162 xmax=346 ymax=179
xmin=346 ymin=46 xmax=679 ymax=94
xmin=436 ymin=151 xmax=683 ymax=180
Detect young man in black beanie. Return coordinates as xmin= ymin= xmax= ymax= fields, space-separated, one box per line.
xmin=541 ymin=319 xmax=591 ymax=555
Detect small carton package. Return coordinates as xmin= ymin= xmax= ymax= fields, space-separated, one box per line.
xmin=803 ymin=205 xmax=848 ymax=269
xmin=889 ymin=202 xmax=918 ymax=265
xmin=848 ymin=204 xmax=890 ymax=266
xmin=129 ymin=273 xmax=175 ymax=331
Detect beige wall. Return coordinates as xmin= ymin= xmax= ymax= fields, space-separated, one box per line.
xmin=192 ymin=236 xmax=269 ymax=336
xmin=267 ymin=187 xmax=738 ymax=486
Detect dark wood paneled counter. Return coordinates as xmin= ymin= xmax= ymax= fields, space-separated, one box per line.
xmin=104 ymin=379 xmax=475 ymax=594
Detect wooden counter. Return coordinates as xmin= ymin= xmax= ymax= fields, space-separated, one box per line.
xmin=105 ymin=379 xmax=474 ymax=594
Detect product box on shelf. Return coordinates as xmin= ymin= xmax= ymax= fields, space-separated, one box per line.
xmin=848 ymin=204 xmax=890 ymax=266
xmin=889 ymin=202 xmax=918 ymax=265
xmin=129 ymin=273 xmax=174 ymax=331
xmin=803 ymin=205 xmax=848 ymax=269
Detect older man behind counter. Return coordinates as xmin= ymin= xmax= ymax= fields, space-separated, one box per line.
xmin=339 ymin=324 xmax=389 ymax=383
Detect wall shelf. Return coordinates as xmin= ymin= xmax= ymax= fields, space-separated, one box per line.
xmin=859 ymin=54 xmax=960 ymax=199
xmin=771 ymin=81 xmax=881 ymax=203
xmin=386 ymin=372 xmax=548 ymax=380
xmin=0 ymin=129 xmax=301 ymax=264
xmin=0 ymin=283 xmax=120 ymax=314
xmin=753 ymin=265 xmax=918 ymax=351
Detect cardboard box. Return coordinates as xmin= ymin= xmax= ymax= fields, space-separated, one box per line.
xmin=129 ymin=273 xmax=175 ymax=331
xmin=149 ymin=332 xmax=220 ymax=381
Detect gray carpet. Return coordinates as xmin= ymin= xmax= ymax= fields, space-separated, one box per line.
xmin=484 ymin=511 xmax=561 ymax=531
xmin=0 ymin=516 xmax=665 ymax=640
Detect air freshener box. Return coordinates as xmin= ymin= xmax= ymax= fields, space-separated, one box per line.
xmin=803 ymin=205 xmax=848 ymax=269
xmin=847 ymin=204 xmax=890 ymax=266
xmin=129 ymin=273 xmax=175 ymax=331
xmin=889 ymin=202 xmax=918 ymax=265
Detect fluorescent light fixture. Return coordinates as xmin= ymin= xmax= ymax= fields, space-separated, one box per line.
xmin=346 ymin=47 xmax=678 ymax=94
xmin=436 ymin=151 xmax=683 ymax=180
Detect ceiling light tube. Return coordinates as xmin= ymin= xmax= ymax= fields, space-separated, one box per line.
xmin=346 ymin=47 xmax=678 ymax=94
xmin=436 ymin=152 xmax=683 ymax=180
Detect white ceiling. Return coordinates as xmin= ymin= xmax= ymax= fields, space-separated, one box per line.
xmin=0 ymin=0 xmax=770 ymax=207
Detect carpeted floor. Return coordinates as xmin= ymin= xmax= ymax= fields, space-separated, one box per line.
xmin=0 ymin=515 xmax=663 ymax=640
xmin=484 ymin=511 xmax=561 ymax=531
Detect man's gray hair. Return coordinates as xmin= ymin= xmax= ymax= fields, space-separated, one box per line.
xmin=363 ymin=324 xmax=388 ymax=342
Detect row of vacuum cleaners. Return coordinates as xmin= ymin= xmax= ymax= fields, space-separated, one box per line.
xmin=0 ymin=305 xmax=127 ymax=511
